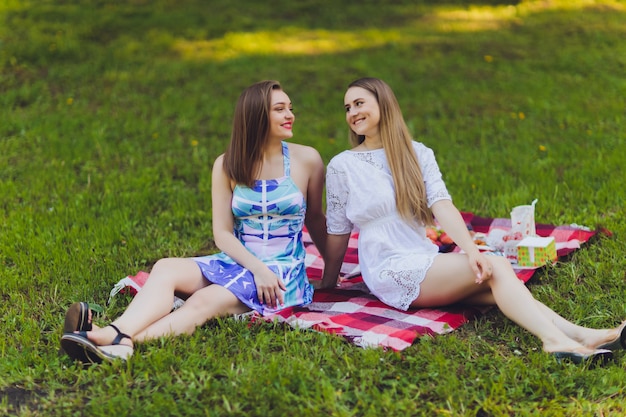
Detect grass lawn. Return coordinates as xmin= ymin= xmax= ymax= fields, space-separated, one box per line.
xmin=1 ymin=0 xmax=626 ymax=415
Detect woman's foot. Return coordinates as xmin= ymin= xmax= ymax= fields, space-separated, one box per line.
xmin=85 ymin=323 xmax=133 ymax=349
xmin=61 ymin=324 xmax=133 ymax=364
xmin=597 ymin=321 xmax=626 ymax=350
xmin=571 ymin=321 xmax=626 ymax=350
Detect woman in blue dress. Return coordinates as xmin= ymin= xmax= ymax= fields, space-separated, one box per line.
xmin=61 ymin=80 xmax=327 ymax=364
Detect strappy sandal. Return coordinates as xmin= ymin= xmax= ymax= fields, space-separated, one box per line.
xmin=60 ymin=324 xmax=134 ymax=364
xmin=60 ymin=302 xmax=94 ymax=356
xmin=63 ymin=302 xmax=92 ymax=333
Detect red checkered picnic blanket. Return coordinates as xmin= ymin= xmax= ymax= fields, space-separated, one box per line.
xmin=259 ymin=212 xmax=597 ymax=350
xmin=112 ymin=212 xmax=597 ymax=351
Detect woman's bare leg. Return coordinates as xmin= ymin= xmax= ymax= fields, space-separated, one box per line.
xmin=458 ymin=290 xmax=495 ymax=306
xmin=86 ymin=257 xmax=208 ymax=346
xmin=134 ymin=284 xmax=250 ymax=342
xmin=413 ymin=253 xmax=596 ymax=354
xmin=531 ymin=302 xmax=625 ymax=348
xmin=459 ymin=288 xmax=622 ymax=348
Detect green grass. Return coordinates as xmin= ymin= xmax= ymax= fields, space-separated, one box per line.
xmin=1 ymin=0 xmax=626 ymax=415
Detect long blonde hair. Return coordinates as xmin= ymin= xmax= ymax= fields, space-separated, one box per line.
xmin=347 ymin=77 xmax=434 ymax=227
xmin=223 ymin=80 xmax=282 ymax=187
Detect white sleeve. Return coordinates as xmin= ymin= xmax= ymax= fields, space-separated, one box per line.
xmin=325 ymin=158 xmax=353 ymax=234
xmin=416 ymin=143 xmax=452 ymax=207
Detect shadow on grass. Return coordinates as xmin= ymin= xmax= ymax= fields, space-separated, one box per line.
xmin=0 ymin=386 xmax=47 ymax=415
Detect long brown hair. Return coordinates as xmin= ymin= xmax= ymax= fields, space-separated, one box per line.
xmin=347 ymin=77 xmax=434 ymax=227
xmin=223 ymin=80 xmax=282 ymax=187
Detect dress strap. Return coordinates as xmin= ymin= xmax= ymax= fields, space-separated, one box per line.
xmin=281 ymin=141 xmax=291 ymax=176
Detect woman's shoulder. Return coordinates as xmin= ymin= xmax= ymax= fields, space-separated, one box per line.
xmin=287 ymin=141 xmax=318 ymax=156
xmin=328 ymin=149 xmax=353 ymax=166
xmin=212 ymin=153 xmax=225 ymax=169
xmin=211 ymin=153 xmax=236 ymax=189
xmin=286 ymin=142 xmax=322 ymax=162
xmin=411 ymin=140 xmax=437 ymax=159
xmin=411 ymin=140 xmax=432 ymax=152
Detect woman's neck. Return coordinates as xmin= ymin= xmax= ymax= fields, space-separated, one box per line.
xmin=362 ymin=137 xmax=382 ymax=150
xmin=262 ymin=140 xmax=283 ymax=158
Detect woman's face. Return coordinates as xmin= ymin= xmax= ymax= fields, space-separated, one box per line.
xmin=344 ymin=86 xmax=380 ymax=138
xmin=268 ymin=89 xmax=295 ymax=141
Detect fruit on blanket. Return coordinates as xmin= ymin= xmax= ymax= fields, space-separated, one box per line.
xmin=426 ymin=227 xmax=455 ymax=248
xmin=426 ymin=228 xmax=439 ymax=242
xmin=439 ymin=232 xmax=454 ymax=245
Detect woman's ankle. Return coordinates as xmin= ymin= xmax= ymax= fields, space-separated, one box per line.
xmin=89 ymin=324 xmax=132 ymax=347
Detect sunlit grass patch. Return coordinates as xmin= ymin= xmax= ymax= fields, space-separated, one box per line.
xmin=425 ymin=0 xmax=625 ymax=33
xmin=172 ymin=28 xmax=410 ymax=61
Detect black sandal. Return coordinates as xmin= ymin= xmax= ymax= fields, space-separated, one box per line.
xmin=107 ymin=324 xmax=132 ymax=346
xmin=60 ymin=302 xmax=93 ymax=356
xmin=63 ymin=302 xmax=92 ymax=333
xmin=61 ymin=324 xmax=134 ymax=364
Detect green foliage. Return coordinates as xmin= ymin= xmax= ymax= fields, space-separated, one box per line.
xmin=1 ymin=0 xmax=625 ymax=415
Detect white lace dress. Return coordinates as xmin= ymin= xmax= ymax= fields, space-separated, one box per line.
xmin=326 ymin=141 xmax=452 ymax=310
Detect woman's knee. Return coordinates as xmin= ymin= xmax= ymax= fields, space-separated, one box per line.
xmin=147 ymin=257 xmax=205 ymax=293
xmin=490 ymin=255 xmax=514 ymax=272
xmin=151 ymin=257 xmax=183 ymax=273
xmin=489 ymin=255 xmax=523 ymax=285
xmin=184 ymin=285 xmax=247 ymax=318
xmin=144 ymin=258 xmax=179 ymax=284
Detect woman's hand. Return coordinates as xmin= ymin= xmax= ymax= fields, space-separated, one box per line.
xmin=430 ymin=200 xmax=494 ymax=284
xmin=468 ymin=251 xmax=493 ymax=284
xmin=253 ymin=267 xmax=287 ymax=309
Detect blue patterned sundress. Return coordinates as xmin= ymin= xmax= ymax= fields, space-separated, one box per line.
xmin=194 ymin=142 xmax=313 ymax=315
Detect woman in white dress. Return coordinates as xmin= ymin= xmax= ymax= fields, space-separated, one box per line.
xmin=321 ymin=77 xmax=625 ymax=364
